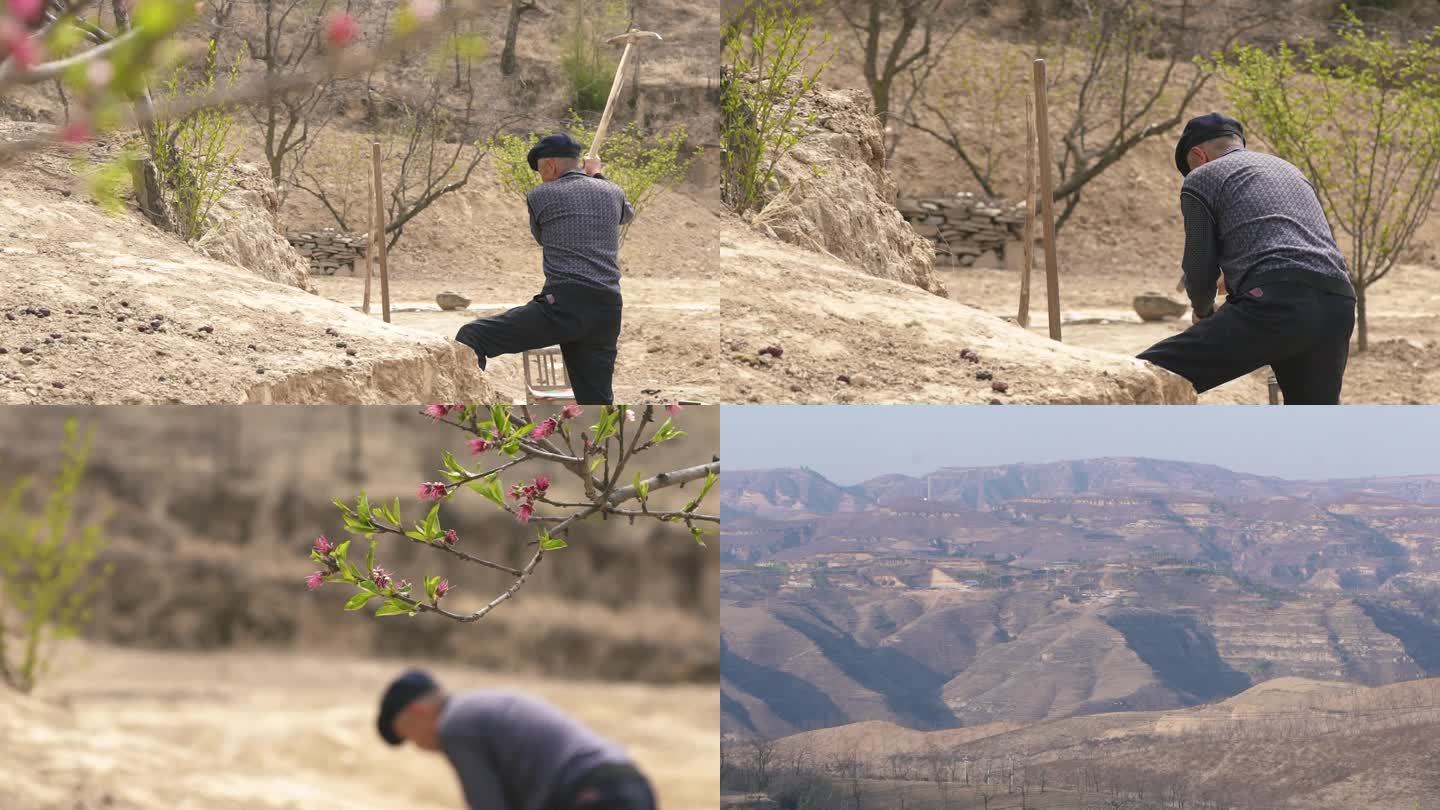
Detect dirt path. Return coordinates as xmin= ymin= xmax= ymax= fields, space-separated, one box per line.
xmin=0 ymin=642 xmax=719 ymax=810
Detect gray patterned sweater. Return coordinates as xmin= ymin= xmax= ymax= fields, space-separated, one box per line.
xmin=1180 ymin=149 xmax=1355 ymax=314
xmin=526 ymin=169 xmax=635 ymax=296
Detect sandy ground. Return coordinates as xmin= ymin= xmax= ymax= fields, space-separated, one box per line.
xmin=940 ymin=260 xmax=1440 ymax=405
xmin=717 ymin=226 xmax=1194 ymax=404
xmin=0 ymin=642 xmax=719 ymax=810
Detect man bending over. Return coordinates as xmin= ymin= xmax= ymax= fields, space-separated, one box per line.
xmin=1137 ymin=113 xmax=1357 ymax=404
xmin=455 ymin=132 xmax=634 ymax=404
xmin=378 ymin=668 xmax=658 ymax=810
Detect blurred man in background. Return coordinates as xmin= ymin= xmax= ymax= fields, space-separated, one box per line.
xmin=379 ymin=669 xmax=658 ymax=810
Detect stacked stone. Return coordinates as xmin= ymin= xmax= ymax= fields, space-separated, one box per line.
xmin=895 ymin=192 xmax=1028 ymax=268
xmin=284 ymin=229 xmax=368 ymax=275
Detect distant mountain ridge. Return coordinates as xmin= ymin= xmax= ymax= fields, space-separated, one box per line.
xmin=728 ymin=458 xmax=1440 ymax=516
xmin=721 ymin=457 xmax=1440 ymax=740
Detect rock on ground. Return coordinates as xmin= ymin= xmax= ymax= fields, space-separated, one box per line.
xmin=738 ymin=76 xmax=945 ymax=297
xmin=719 ymin=227 xmax=1195 ymax=404
xmin=1134 ymin=292 xmax=1188 ymax=321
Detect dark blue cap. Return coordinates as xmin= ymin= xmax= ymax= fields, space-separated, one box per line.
xmin=377 ymin=668 xmax=439 ymax=745
xmin=1175 ymin=112 xmax=1245 ymax=176
xmin=527 ymin=132 xmax=583 ymax=171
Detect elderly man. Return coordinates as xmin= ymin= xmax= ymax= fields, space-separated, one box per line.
xmin=378 ymin=669 xmax=658 ymax=810
xmin=455 ymin=132 xmax=635 ymax=405
xmin=1137 ymin=113 xmax=1357 ymax=404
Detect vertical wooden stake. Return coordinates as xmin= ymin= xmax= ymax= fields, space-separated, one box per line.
xmin=1019 ymin=93 xmax=1036 ymax=329
xmin=362 ymin=162 xmax=374 ymax=315
xmin=371 ymin=142 xmax=392 ymax=324
xmin=1033 ymin=58 xmax=1063 ymax=342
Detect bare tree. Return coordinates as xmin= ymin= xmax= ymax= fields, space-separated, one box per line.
xmin=244 ymin=0 xmax=350 ymax=205
xmin=295 ymin=66 xmax=511 ymax=249
xmin=914 ymin=0 xmax=1272 ymax=228
xmin=746 ymin=734 xmax=780 ymax=791
xmin=836 ymin=0 xmax=970 ymax=156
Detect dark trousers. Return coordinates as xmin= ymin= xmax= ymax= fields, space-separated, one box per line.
xmin=1137 ymin=282 xmax=1355 ymax=404
xmin=547 ymin=764 xmax=657 ymax=810
xmin=454 ymin=285 xmax=622 ymax=405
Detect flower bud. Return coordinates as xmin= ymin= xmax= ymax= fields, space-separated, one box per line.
xmin=418 ymin=481 xmax=447 ymax=501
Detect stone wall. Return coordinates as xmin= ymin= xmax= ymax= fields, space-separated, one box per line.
xmin=284 ymin=229 xmax=367 ymax=275
xmin=896 ymin=192 xmax=1028 ymax=268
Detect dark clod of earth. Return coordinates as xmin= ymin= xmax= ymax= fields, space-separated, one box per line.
xmin=837 ymin=374 xmax=851 ymax=384
xmin=976 ymin=371 xmax=993 ymax=381
xmin=3 ymin=313 xmax=12 ymax=320
xmin=991 ymin=381 xmax=1009 ymax=394
xmin=758 ymin=345 xmax=784 ymax=358
xmin=37 ymin=308 xmax=50 ymax=317
xmin=120 ymin=301 xmax=129 ymax=307
xmin=335 ymin=341 xmax=346 ymax=348
xmin=960 ymin=348 xmax=980 ymax=363
xmin=346 ymin=348 xmax=357 ymax=356
xmin=989 ymin=398 xmax=1003 ymax=405
xmin=325 ymin=328 xmax=339 ymax=337
xmin=0 ymin=348 xmax=7 ymax=354
xmin=18 ymin=346 xmax=32 ymax=354
xmin=49 ymin=333 xmax=60 ymax=339
xmin=199 ymin=325 xmax=214 ymax=334
xmin=52 ymin=382 xmax=64 ymax=389
xmin=247 ymin=343 xmax=257 ymax=350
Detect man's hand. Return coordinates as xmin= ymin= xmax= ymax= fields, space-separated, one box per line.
xmin=1192 ymin=305 xmax=1215 ymax=325
xmin=1218 ymin=275 xmax=1228 ymax=296
xmin=583 ymin=157 xmax=603 ymax=177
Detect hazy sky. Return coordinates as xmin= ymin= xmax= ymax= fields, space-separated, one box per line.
xmin=722 ymin=406 xmax=1440 ymax=484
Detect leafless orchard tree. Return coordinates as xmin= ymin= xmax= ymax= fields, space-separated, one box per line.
xmin=240 ymin=0 xmax=358 ymax=206
xmin=912 ymin=0 xmax=1275 ymax=229
xmin=835 ymin=0 xmax=971 ymax=157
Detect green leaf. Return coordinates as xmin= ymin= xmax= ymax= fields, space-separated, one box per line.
xmin=374 ymin=600 xmax=414 ymax=618
xmin=333 ymin=540 xmax=351 ymax=564
xmin=652 ymin=418 xmax=685 ymax=443
xmin=404 ymin=529 xmax=429 ymax=542
xmin=690 ymin=526 xmax=707 ymax=547
xmin=539 ymin=532 xmax=568 ymax=551
xmin=365 ymin=539 xmax=377 ymax=573
xmin=590 ymin=456 xmax=604 ymax=473
xmin=424 ymin=502 xmax=442 ymax=540
xmin=345 ymin=591 xmax=380 ymax=611
xmin=491 ymin=404 xmax=512 ymax=435
xmin=468 ymin=473 xmax=506 ymax=507
xmin=358 ymin=580 xmax=380 ymax=595
xmin=425 ymin=574 xmax=440 ymax=602
xmin=440 ymin=450 xmax=467 ymax=482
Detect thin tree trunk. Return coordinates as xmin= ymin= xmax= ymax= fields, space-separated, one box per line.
xmin=1355 ymin=282 xmax=1368 ymax=353
xmin=501 ymin=0 xmax=524 ymax=76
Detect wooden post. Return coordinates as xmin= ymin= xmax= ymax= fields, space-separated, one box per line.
xmin=371 ymin=142 xmax=392 ymax=323
xmin=1019 ymin=93 xmax=1036 ymax=329
xmin=1032 ymin=59 xmax=1063 ymax=342
xmin=1268 ymin=371 xmax=1280 ymax=404
xmin=362 ymin=165 xmax=374 ymax=315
